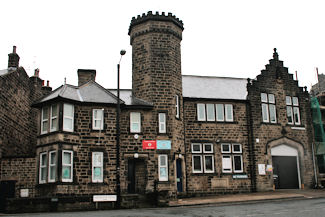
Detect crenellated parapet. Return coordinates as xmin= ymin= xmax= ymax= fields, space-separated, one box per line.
xmin=128 ymin=11 xmax=184 ymax=44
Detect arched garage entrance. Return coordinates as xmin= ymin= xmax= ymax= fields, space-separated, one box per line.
xmin=271 ymin=144 xmax=301 ymax=189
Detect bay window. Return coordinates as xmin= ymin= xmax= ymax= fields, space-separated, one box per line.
xmin=62 ymin=150 xmax=73 ymax=182
xmin=39 ymin=152 xmax=47 ymax=184
xmin=63 ymin=104 xmax=74 ymax=132
xmin=48 ymin=151 xmax=56 ymax=182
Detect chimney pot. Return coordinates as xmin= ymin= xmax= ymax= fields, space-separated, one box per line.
xmin=47 ymin=80 xmax=49 ymax=87
xmin=42 ymin=80 xmax=45 ymax=86
xmin=34 ymin=68 xmax=40 ymax=77
xmin=13 ymin=46 xmax=17 ymax=54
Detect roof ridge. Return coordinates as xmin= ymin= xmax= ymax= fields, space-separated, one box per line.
xmin=182 ymin=74 xmax=248 ymax=80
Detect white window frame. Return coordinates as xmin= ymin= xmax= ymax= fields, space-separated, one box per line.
xmin=39 ymin=152 xmax=47 ymax=184
xmin=175 ymin=95 xmax=180 ymax=119
xmin=286 ymin=96 xmax=301 ymax=125
xmin=92 ymin=109 xmax=104 ymax=130
xmin=158 ymin=155 xmax=168 ymax=181
xmin=225 ymin=104 xmax=234 ymax=122
xmin=92 ymin=152 xmax=103 ymax=183
xmin=204 ymin=155 xmax=215 ymax=173
xmin=191 ymin=143 xmax=202 ymax=153
xmin=48 ymin=151 xmax=56 ymax=183
xmin=197 ymin=104 xmax=206 ymax=121
xmin=158 ymin=113 xmax=166 ymax=134
xmin=41 ymin=107 xmax=49 ymax=134
xmin=50 ymin=104 xmax=58 ymax=132
xmin=232 ymin=143 xmax=242 ymax=153
xmin=206 ymin=104 xmax=215 ymax=121
xmin=203 ymin=143 xmax=213 ymax=153
xmin=63 ymin=104 xmax=74 ymax=132
xmin=216 ymin=104 xmax=225 ymax=122
xmin=192 ymin=155 xmax=203 ymax=173
xmin=233 ymin=155 xmax=243 ymax=173
xmin=261 ymin=93 xmax=276 ymax=123
xmin=222 ymin=155 xmax=232 ymax=173
xmin=222 ymin=143 xmax=243 ymax=173
xmin=221 ymin=143 xmax=231 ymax=153
xmin=62 ymin=150 xmax=73 ymax=182
xmin=130 ymin=112 xmax=141 ymax=133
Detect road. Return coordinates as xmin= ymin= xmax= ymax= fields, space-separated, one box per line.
xmin=3 ymin=198 xmax=325 ymax=217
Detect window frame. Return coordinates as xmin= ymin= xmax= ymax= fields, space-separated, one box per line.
xmin=175 ymin=95 xmax=180 ymax=119
xmin=261 ymin=93 xmax=277 ymax=123
xmin=92 ymin=152 xmax=103 ymax=183
xmin=48 ymin=151 xmax=56 ymax=183
xmin=233 ymin=155 xmax=244 ymax=173
xmin=197 ymin=103 xmax=206 ymax=121
xmin=158 ymin=155 xmax=169 ymax=181
xmin=158 ymin=113 xmax=167 ymax=134
xmin=39 ymin=152 xmax=47 ymax=184
xmin=62 ymin=150 xmax=73 ymax=182
xmin=63 ymin=103 xmax=74 ymax=132
xmin=203 ymin=155 xmax=215 ymax=173
xmin=221 ymin=143 xmax=244 ymax=174
xmin=192 ymin=155 xmax=203 ymax=173
xmin=191 ymin=143 xmax=202 ymax=153
xmin=206 ymin=104 xmax=215 ymax=121
xmin=130 ymin=112 xmax=141 ymax=133
xmin=225 ymin=104 xmax=234 ymax=122
xmin=222 ymin=155 xmax=232 ymax=173
xmin=286 ymin=96 xmax=301 ymax=125
xmin=216 ymin=104 xmax=225 ymax=122
xmin=41 ymin=107 xmax=49 ymax=134
xmin=50 ymin=104 xmax=58 ymax=132
xmin=92 ymin=109 xmax=104 ymax=130
xmin=203 ymin=143 xmax=213 ymax=153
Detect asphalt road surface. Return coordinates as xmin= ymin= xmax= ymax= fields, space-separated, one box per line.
xmin=3 ymin=198 xmax=325 ymax=217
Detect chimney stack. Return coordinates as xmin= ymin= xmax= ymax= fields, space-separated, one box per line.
xmin=77 ymin=69 xmax=96 ymax=86
xmin=8 ymin=46 xmax=20 ymax=68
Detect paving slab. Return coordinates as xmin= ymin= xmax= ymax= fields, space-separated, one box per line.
xmin=168 ymin=189 xmax=325 ymax=207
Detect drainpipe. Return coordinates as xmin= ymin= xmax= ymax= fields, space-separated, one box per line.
xmin=246 ymin=79 xmax=257 ymax=192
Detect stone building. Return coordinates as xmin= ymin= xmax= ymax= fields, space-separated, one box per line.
xmin=0 ymin=12 xmax=318 ymax=213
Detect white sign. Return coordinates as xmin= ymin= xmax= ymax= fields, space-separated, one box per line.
xmin=93 ymin=195 xmax=117 ymax=202
xmin=20 ymin=189 xmax=29 ymax=197
xmin=258 ymin=164 xmax=266 ymax=175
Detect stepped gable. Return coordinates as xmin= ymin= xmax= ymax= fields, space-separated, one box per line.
xmin=128 ymin=11 xmax=184 ymax=44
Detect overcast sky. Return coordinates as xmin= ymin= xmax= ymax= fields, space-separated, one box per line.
xmin=1 ymin=0 xmax=324 ymax=90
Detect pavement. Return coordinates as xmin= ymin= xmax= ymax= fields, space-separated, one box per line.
xmin=168 ymin=188 xmax=325 ymax=207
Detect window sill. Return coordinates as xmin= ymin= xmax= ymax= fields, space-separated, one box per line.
xmin=260 ymin=122 xmax=280 ymax=126
xmin=195 ymin=121 xmax=238 ymax=124
xmin=191 ymin=172 xmax=217 ymax=176
xmin=38 ymin=131 xmax=78 ymax=138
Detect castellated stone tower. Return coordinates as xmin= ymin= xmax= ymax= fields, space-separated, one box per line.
xmin=129 ymin=11 xmax=185 ymax=194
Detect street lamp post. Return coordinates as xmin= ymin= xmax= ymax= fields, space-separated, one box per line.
xmin=116 ymin=49 xmax=126 ymax=209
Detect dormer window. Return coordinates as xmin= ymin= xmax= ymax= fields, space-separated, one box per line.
xmin=41 ymin=107 xmax=49 ymax=134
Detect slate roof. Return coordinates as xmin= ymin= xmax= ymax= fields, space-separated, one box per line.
xmin=182 ymin=75 xmax=248 ymax=100
xmin=36 ymin=80 xmax=153 ymax=107
xmin=36 ymin=80 xmax=123 ymax=105
xmin=0 ymin=67 xmax=17 ymax=76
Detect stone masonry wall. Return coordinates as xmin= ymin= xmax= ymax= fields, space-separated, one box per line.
xmin=1 ymin=157 xmax=36 ymax=198
xmin=184 ymin=99 xmax=251 ymax=195
xmin=248 ymin=52 xmax=315 ymax=191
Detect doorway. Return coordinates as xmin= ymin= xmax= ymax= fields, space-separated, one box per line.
xmin=127 ymin=159 xmax=146 ymax=194
xmin=0 ymin=181 xmax=16 ymax=212
xmin=176 ymin=158 xmax=183 ymax=192
xmin=271 ymin=144 xmax=300 ymax=189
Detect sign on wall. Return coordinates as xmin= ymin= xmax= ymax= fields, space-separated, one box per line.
xmin=258 ymin=164 xmax=266 ymax=175
xmin=142 ymin=140 xmax=157 ymax=150
xmin=157 ymin=140 xmax=171 ymax=150
xmin=93 ymin=195 xmax=117 ymax=202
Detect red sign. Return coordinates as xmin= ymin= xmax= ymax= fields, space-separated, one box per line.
xmin=142 ymin=140 xmax=157 ymax=150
